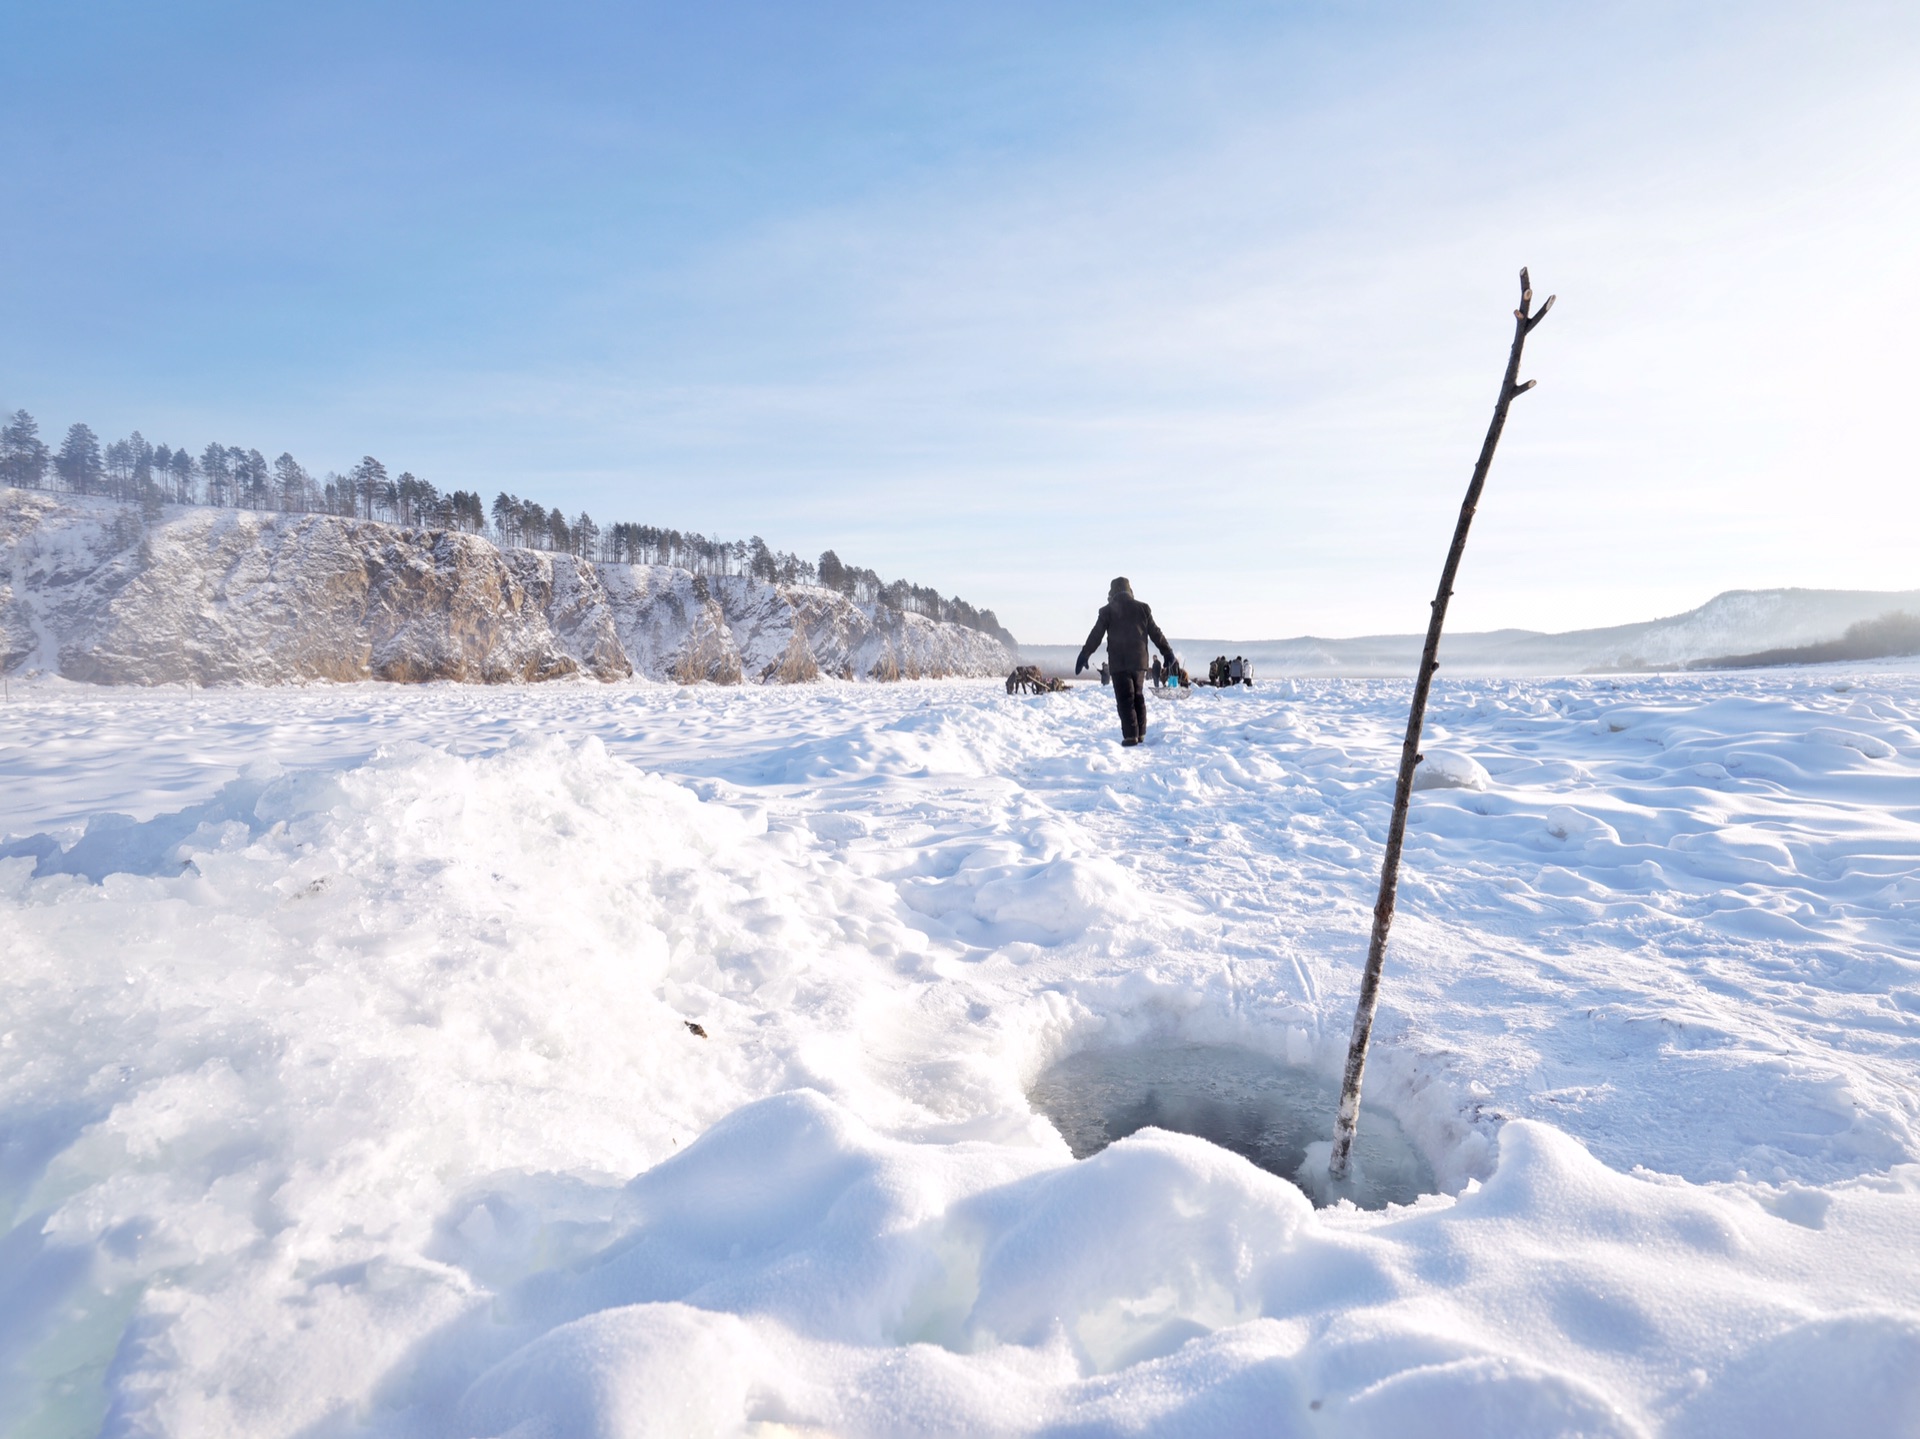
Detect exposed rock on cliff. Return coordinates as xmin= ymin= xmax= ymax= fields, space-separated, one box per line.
xmin=1 ymin=491 xmax=1014 ymax=686
xmin=596 ymin=563 xmax=1014 ymax=685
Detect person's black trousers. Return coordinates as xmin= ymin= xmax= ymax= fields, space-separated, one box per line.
xmin=1113 ymin=669 xmax=1147 ymax=741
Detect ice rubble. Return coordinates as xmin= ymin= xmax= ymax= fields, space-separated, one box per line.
xmin=2 ymin=672 xmax=1920 ymax=1435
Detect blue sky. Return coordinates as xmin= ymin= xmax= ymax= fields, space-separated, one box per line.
xmin=3 ymin=1 xmax=1916 ymax=641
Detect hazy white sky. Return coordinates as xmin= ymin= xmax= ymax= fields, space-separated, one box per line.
xmin=3 ymin=1 xmax=1915 ymax=640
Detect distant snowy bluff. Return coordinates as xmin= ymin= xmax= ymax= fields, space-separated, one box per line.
xmin=0 ymin=489 xmax=1014 ymax=685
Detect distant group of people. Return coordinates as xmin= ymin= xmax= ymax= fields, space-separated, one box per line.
xmin=1208 ymin=655 xmax=1254 ymax=688
xmin=1149 ymin=655 xmax=1189 ymax=689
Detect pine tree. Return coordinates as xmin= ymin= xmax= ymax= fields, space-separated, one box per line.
xmin=351 ymin=456 xmax=388 ymax=520
xmin=57 ymin=424 xmax=105 ymax=494
xmin=273 ymin=453 xmax=309 ymax=511
xmin=239 ymin=449 xmax=269 ymax=508
xmin=130 ymin=432 xmax=153 ymax=498
xmin=226 ymin=446 xmax=249 ymax=505
xmin=2 ymin=411 xmax=51 ymax=489
xmin=168 ymin=448 xmax=195 ymax=503
xmin=395 ymin=472 xmax=423 ymax=525
xmin=105 ymin=438 xmax=135 ymax=494
xmin=416 ymin=478 xmax=444 ymax=526
xmin=816 ymin=550 xmax=846 ymax=594
xmin=200 ymin=443 xmax=232 ymax=505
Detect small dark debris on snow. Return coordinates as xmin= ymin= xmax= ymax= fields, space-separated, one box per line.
xmin=684 ymin=1021 xmax=708 ymax=1038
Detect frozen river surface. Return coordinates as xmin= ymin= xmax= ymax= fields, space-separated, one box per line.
xmin=3 ymin=671 xmax=1919 ymax=1436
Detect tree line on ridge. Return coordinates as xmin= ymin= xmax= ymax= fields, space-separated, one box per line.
xmin=0 ymin=410 xmax=1013 ymax=644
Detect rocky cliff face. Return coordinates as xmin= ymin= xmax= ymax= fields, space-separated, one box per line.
xmin=1 ymin=491 xmax=1014 ymax=686
xmin=597 ymin=564 xmax=1015 ymax=685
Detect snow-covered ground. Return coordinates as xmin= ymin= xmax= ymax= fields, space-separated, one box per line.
xmin=3 ymin=671 xmax=1919 ymax=1437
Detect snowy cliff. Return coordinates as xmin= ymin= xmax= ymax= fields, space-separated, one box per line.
xmin=600 ymin=564 xmax=1015 ymax=685
xmin=0 ymin=490 xmax=1014 ymax=686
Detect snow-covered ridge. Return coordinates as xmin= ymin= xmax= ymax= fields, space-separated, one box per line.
xmin=0 ymin=489 xmax=1013 ymax=685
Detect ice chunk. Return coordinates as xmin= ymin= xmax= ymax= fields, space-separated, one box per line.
xmin=1413 ymin=749 xmax=1492 ymax=791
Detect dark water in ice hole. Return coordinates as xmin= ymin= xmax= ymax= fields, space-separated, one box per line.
xmin=1028 ymin=1043 xmax=1436 ymax=1210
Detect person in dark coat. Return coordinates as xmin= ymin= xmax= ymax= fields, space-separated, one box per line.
xmin=1075 ymin=576 xmax=1177 ymax=746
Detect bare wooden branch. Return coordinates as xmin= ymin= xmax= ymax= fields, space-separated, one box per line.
xmin=1327 ymin=268 xmax=1554 ymax=1183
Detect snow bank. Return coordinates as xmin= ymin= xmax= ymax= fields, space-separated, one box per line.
xmin=1 ymin=740 xmax=814 ymax=1433
xmin=3 ymin=671 xmax=1919 ymax=1434
xmin=449 ymin=1109 xmax=1920 ymax=1438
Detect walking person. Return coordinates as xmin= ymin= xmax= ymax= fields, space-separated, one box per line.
xmin=1075 ymin=576 xmax=1178 ymax=747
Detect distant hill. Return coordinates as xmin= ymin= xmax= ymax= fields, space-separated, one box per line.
xmin=1692 ymin=611 xmax=1920 ymax=670
xmin=1020 ymin=588 xmax=1920 ymax=678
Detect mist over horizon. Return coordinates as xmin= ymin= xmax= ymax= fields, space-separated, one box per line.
xmin=1023 ymin=583 xmax=1920 ymax=676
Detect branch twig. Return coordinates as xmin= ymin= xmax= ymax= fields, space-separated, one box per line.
xmin=1327 ymin=268 xmax=1554 ymax=1183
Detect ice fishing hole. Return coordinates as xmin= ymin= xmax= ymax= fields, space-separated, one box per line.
xmin=1029 ymin=1043 xmax=1435 ymax=1210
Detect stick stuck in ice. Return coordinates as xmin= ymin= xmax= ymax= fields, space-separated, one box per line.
xmin=1328 ymin=268 xmax=1555 ymax=1181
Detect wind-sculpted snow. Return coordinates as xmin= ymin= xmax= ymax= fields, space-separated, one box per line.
xmin=0 ymin=490 xmax=1012 ymax=686
xmin=2 ymin=670 xmax=1919 ymax=1435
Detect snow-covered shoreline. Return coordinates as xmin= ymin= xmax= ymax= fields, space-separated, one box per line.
xmin=3 ymin=673 xmax=1918 ymax=1434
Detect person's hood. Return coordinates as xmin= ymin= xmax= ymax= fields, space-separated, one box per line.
xmin=1109 ymin=576 xmax=1133 ymax=601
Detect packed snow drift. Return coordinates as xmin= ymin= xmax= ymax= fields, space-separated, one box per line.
xmin=3 ymin=669 xmax=1919 ymax=1436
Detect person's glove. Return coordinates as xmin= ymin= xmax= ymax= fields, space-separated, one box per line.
xmin=1074 ymin=655 xmax=1087 ymax=675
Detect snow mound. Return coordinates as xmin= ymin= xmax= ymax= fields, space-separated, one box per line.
xmin=1803 ymin=725 xmax=1898 ymax=759
xmin=378 ymin=1102 xmax=1920 ymax=1436
xmin=1413 ymin=748 xmax=1492 ymax=791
